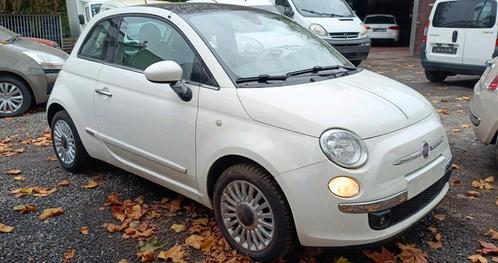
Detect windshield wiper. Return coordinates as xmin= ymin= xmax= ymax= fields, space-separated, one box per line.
xmin=301 ymin=9 xmax=347 ymax=17
xmin=236 ymin=74 xmax=288 ymax=84
xmin=287 ymin=65 xmax=356 ymax=77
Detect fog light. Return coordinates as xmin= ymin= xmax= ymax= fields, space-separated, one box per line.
xmin=328 ymin=177 xmax=360 ymax=198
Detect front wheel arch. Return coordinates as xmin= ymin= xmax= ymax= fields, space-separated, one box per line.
xmin=47 ymin=103 xmax=65 ymax=126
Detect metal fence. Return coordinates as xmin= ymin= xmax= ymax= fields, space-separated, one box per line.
xmin=0 ymin=14 xmax=63 ymax=48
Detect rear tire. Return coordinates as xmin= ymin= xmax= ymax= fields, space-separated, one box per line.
xmin=50 ymin=110 xmax=90 ymax=173
xmin=425 ymin=70 xmax=448 ymax=82
xmin=213 ymin=163 xmax=296 ymax=262
xmin=0 ymin=76 xmax=32 ymax=117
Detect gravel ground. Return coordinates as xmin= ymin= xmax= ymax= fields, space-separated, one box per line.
xmin=0 ymin=47 xmax=497 ymax=263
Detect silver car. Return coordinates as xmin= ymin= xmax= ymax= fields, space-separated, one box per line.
xmin=0 ymin=26 xmax=68 ymax=117
xmin=470 ymin=58 xmax=498 ymax=159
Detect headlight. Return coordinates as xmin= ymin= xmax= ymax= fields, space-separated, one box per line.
xmin=23 ymin=50 xmax=65 ymax=68
xmin=360 ymin=23 xmax=368 ymax=35
xmin=309 ymin=24 xmax=328 ymax=36
xmin=320 ymin=129 xmax=368 ymax=168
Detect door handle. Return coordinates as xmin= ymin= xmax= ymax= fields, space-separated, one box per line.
xmin=95 ymin=88 xmax=112 ymax=97
xmin=452 ymin=31 xmax=458 ymax=43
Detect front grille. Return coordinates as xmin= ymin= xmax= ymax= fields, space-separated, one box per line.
xmin=369 ymin=167 xmax=452 ymax=230
xmin=330 ymin=32 xmax=359 ymax=39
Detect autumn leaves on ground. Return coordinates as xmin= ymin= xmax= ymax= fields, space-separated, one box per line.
xmin=1 ymin=49 xmax=498 ymax=262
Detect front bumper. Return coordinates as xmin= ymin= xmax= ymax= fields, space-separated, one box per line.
xmin=420 ymin=44 xmax=486 ymax=76
xmin=276 ymin=113 xmax=452 ymax=247
xmin=324 ymin=37 xmax=371 ymax=62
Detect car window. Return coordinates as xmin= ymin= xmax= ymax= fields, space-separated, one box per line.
xmin=274 ymin=0 xmax=293 ymax=15
xmin=85 ymin=7 xmax=91 ymax=22
xmin=291 ymin=0 xmax=354 ymax=17
xmin=112 ymin=16 xmax=216 ymax=86
xmin=365 ymin=16 xmax=395 ymax=24
xmin=79 ymin=19 xmax=119 ymax=61
xmin=433 ymin=0 xmax=497 ymax=28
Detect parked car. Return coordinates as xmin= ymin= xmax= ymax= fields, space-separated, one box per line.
xmin=364 ymin=14 xmax=400 ymax=43
xmin=187 ymin=0 xmax=278 ymax=12
xmin=47 ymin=3 xmax=452 ymax=261
xmin=0 ymin=26 xmax=67 ymax=117
xmin=0 ymin=25 xmax=60 ymax=49
xmin=470 ymin=58 xmax=498 ymax=158
xmin=421 ymin=0 xmax=498 ymax=82
xmin=100 ymin=0 xmax=164 ymax=11
xmin=270 ymin=0 xmax=371 ymax=66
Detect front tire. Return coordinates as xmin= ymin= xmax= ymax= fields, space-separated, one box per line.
xmin=0 ymin=76 xmax=32 ymax=117
xmin=425 ymin=70 xmax=448 ymax=82
xmin=213 ymin=164 xmax=296 ymax=262
xmin=51 ymin=110 xmax=90 ymax=173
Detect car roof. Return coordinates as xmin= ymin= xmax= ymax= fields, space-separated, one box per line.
xmin=187 ymin=0 xmax=273 ymax=5
xmin=144 ymin=2 xmax=269 ymax=15
xmin=365 ymin=14 xmax=395 ymax=18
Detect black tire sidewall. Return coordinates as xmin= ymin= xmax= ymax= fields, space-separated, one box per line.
xmin=425 ymin=70 xmax=447 ymax=82
xmin=0 ymin=76 xmax=32 ymax=117
xmin=50 ymin=110 xmax=89 ymax=173
xmin=213 ymin=164 xmax=294 ymax=262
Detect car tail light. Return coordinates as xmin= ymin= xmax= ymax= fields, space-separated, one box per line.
xmin=487 ymin=75 xmax=498 ymax=91
xmin=422 ymin=19 xmax=430 ymax=44
xmin=389 ymin=26 xmax=400 ymax=30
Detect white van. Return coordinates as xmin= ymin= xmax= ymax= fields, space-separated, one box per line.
xmin=422 ymin=0 xmax=498 ymax=82
xmin=77 ymin=0 xmax=105 ymax=28
xmin=270 ymin=0 xmax=371 ymax=65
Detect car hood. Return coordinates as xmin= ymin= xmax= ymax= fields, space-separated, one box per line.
xmin=303 ymin=16 xmax=362 ymax=33
xmin=237 ymin=70 xmax=433 ymax=139
xmin=10 ymin=38 xmax=67 ymax=58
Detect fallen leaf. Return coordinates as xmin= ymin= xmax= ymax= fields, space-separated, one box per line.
xmin=452 ymin=164 xmax=461 ymax=170
xmin=486 ymin=229 xmax=498 ymax=240
xmin=0 ymin=223 xmax=14 ymax=233
xmin=480 ymin=240 xmax=498 ymax=254
xmin=13 ymin=204 xmax=37 ymax=214
xmin=117 ymin=260 xmax=128 ymax=263
xmin=469 ymin=254 xmax=488 ymax=263
xmin=363 ymin=247 xmax=396 ymax=263
xmin=5 ymin=169 xmax=21 ymax=175
xmin=473 ymin=178 xmax=494 ymax=190
xmin=398 ymin=243 xmax=428 ymax=263
xmin=201 ymin=236 xmax=215 ymax=253
xmin=106 ymin=193 xmax=123 ymax=206
xmin=437 ymin=109 xmax=449 ymax=115
xmin=63 ymin=248 xmax=76 ymax=263
xmin=106 ymin=223 xmax=123 ymax=233
xmin=452 ymin=128 xmax=462 ymax=133
xmin=80 ymin=226 xmax=89 ymax=235
xmin=57 ymin=180 xmax=70 ymax=187
xmin=168 ymin=199 xmax=182 ymax=213
xmin=158 ymin=244 xmax=187 ymax=263
xmin=170 ymin=223 xmax=186 ymax=233
xmin=38 ymin=207 xmax=64 ymax=220
xmin=47 ymin=155 xmax=58 ymax=161
xmin=32 ymin=187 xmax=57 ymax=197
xmin=468 ymin=191 xmax=481 ymax=198
xmin=140 ymin=237 xmax=164 ymax=252
xmin=462 ymin=124 xmax=472 ymax=128
xmin=192 ymin=218 xmax=209 ymax=226
xmin=82 ymin=179 xmax=99 ymax=189
xmin=137 ymin=249 xmax=155 ymax=262
xmin=335 ymin=256 xmax=351 ymax=263
xmin=13 ymin=176 xmax=26 ymax=181
xmin=492 ymin=257 xmax=498 ymax=262
xmin=433 ymin=214 xmax=446 ymax=222
xmin=185 ymin=234 xmax=204 ymax=249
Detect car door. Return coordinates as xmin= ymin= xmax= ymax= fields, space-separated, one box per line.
xmin=93 ymin=15 xmax=211 ymax=191
xmin=463 ymin=0 xmax=497 ymax=65
xmin=426 ymin=0 xmax=468 ymax=64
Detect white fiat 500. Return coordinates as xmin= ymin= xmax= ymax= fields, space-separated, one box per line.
xmin=47 ymin=3 xmax=452 ymax=261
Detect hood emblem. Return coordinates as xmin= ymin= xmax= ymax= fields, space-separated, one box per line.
xmin=393 ymin=137 xmax=444 ymax=166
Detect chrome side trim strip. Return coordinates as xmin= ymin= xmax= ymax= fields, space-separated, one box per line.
xmin=338 ymin=190 xmax=408 ymax=214
xmin=393 ymin=137 xmax=444 ymax=166
xmin=85 ymin=128 xmax=187 ymax=174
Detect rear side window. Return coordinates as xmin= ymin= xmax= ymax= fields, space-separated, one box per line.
xmin=79 ymin=18 xmax=119 ymax=61
xmin=365 ymin=16 xmax=396 ymax=24
xmin=433 ymin=0 xmax=497 ymax=28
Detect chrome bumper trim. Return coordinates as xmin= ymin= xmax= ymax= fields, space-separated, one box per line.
xmin=393 ymin=137 xmax=444 ymax=166
xmin=338 ymin=190 xmax=408 ymax=214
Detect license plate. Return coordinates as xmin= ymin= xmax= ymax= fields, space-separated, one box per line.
xmin=373 ymin=28 xmax=386 ymax=32
xmin=432 ymin=46 xmax=457 ymax=55
xmin=405 ymin=157 xmax=446 ymax=199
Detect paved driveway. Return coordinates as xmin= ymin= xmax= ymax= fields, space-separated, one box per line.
xmin=0 ymin=47 xmax=496 ymax=263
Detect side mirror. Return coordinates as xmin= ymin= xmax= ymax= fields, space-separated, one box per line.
xmin=284 ymin=8 xmax=294 ymax=18
xmin=145 ymin=61 xmax=183 ymax=84
xmin=78 ymin=14 xmax=85 ymax=25
xmin=145 ymin=61 xmax=192 ymax=102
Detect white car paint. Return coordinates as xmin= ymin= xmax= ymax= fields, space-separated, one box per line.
xmin=471 ymin=58 xmax=498 ymax=145
xmin=48 ymin=3 xmax=452 ymax=256
xmin=187 ymin=0 xmax=278 ymax=12
xmin=364 ymin=14 xmax=400 ymax=42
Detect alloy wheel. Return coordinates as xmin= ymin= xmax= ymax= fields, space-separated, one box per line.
xmin=220 ymin=180 xmax=275 ymax=252
xmin=0 ymin=82 xmax=24 ymax=114
xmin=53 ymin=120 xmax=77 ymax=165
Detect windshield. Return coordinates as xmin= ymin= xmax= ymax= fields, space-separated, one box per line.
xmin=185 ymin=10 xmax=350 ymax=84
xmin=433 ymin=0 xmax=497 ymax=28
xmin=0 ymin=26 xmax=17 ymax=42
xmin=365 ymin=16 xmax=395 ymax=24
xmin=291 ymin=0 xmax=354 ymax=17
